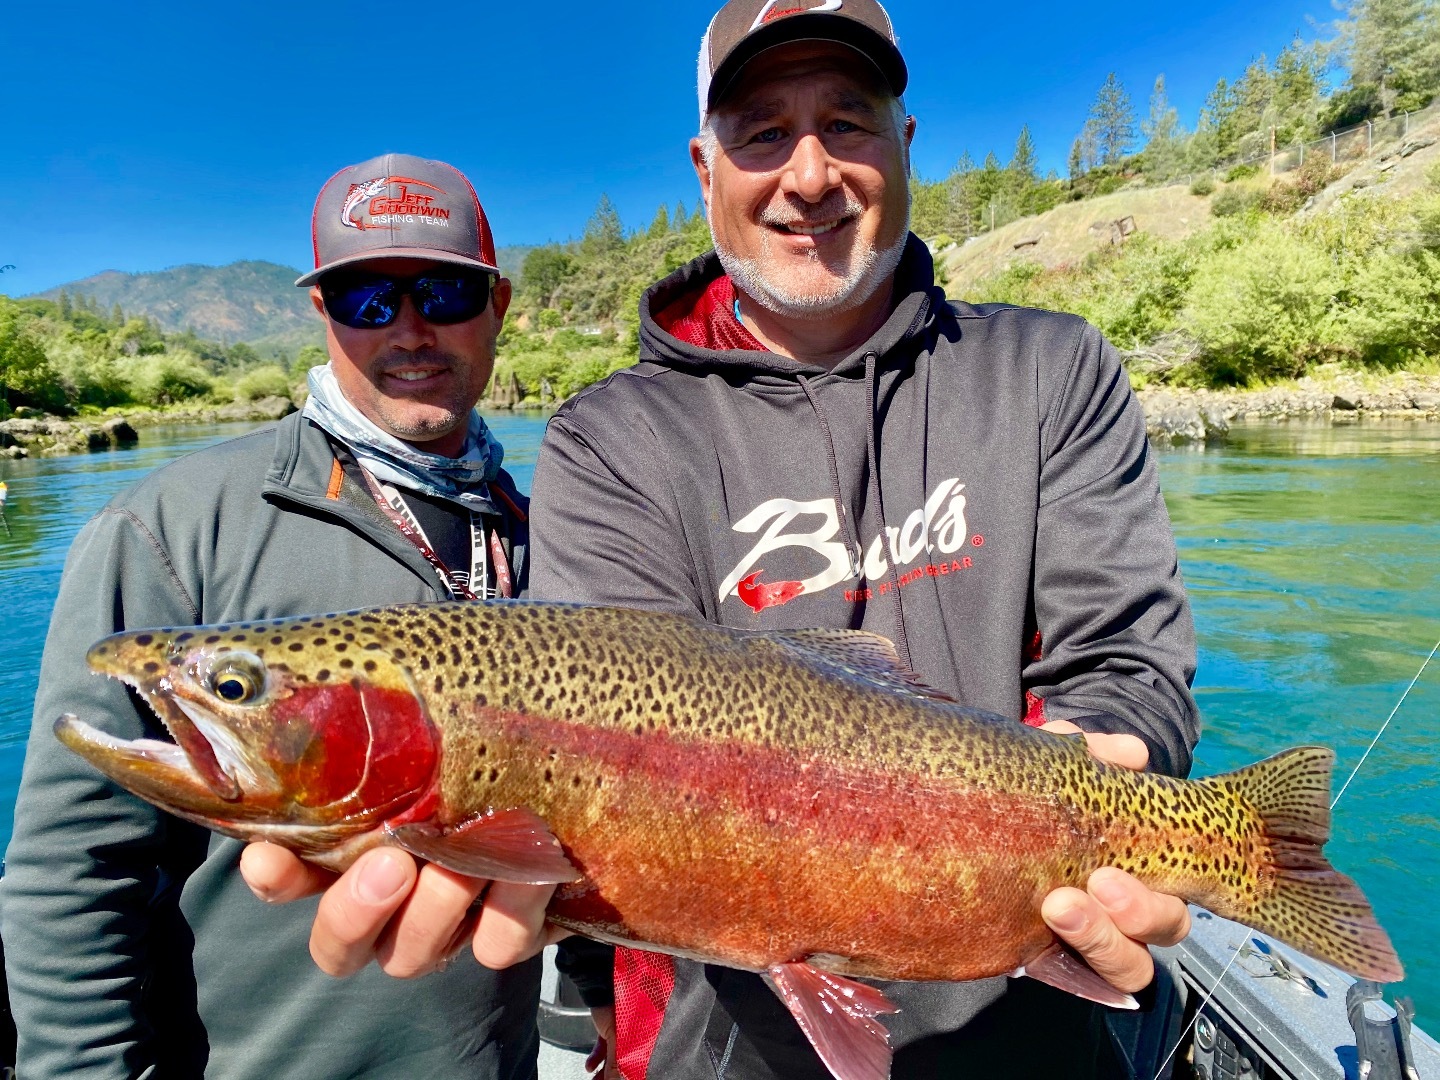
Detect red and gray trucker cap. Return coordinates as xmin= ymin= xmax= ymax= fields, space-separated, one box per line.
xmin=296 ymin=153 xmax=499 ymax=287
xmin=698 ymin=0 xmax=907 ymax=122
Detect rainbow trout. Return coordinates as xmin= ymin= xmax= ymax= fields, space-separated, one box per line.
xmin=58 ymin=602 xmax=1403 ymax=1080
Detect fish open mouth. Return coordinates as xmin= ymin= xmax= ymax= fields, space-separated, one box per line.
xmin=54 ymin=713 xmax=282 ymax=824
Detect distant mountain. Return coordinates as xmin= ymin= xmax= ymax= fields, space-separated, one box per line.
xmin=32 ymin=248 xmax=538 ymax=357
xmin=32 ymin=261 xmax=324 ymax=356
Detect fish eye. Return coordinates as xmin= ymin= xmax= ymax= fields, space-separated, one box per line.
xmin=206 ymin=652 xmax=268 ymax=705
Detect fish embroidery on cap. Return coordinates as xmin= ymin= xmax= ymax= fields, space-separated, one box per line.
xmin=341 ymin=176 xmax=450 ymax=232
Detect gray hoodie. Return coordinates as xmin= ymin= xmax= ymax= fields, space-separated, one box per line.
xmin=531 ymin=237 xmax=1198 ymax=1077
xmin=2 ymin=413 xmax=539 ymax=1079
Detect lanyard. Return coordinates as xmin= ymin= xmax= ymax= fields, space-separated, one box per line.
xmin=353 ymin=461 xmax=513 ymax=600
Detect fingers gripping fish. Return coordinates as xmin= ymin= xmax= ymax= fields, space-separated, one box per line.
xmin=56 ymin=602 xmax=1404 ymax=1080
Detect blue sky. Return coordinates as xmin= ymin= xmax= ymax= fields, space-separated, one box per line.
xmin=5 ymin=0 xmax=1339 ymax=295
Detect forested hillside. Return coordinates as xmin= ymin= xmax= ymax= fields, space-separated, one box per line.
xmin=4 ymin=0 xmax=1437 ymax=414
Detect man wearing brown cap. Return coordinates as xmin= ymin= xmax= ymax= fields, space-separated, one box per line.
xmin=2 ymin=154 xmax=543 ymax=1078
xmin=250 ymin=3 xmax=1199 ymax=1078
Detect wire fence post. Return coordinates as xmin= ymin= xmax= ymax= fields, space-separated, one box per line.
xmin=1367 ymin=120 xmax=1373 ymax=153
xmin=1331 ymin=131 xmax=1337 ymax=164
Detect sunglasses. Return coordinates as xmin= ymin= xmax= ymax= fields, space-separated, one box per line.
xmin=320 ymin=269 xmax=493 ymax=329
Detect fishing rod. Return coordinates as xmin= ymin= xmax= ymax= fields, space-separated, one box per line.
xmin=1150 ymin=633 xmax=1440 ymax=1080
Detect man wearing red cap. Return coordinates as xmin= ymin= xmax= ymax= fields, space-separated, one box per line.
xmin=2 ymin=154 xmax=543 ymax=1078
xmin=250 ymin=3 xmax=1198 ymax=1077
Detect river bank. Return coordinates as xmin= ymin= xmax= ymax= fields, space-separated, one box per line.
xmin=0 ymin=396 xmax=296 ymax=458
xmin=1139 ymin=369 xmax=1440 ymax=443
xmin=4 ymin=370 xmax=1440 ymax=456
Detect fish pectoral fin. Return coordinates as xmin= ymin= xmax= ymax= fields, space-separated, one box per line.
xmin=764 ymin=961 xmax=898 ymax=1080
xmin=386 ymin=808 xmax=581 ymax=885
xmin=1013 ymin=942 xmax=1139 ymax=1010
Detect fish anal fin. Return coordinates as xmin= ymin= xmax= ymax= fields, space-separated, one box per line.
xmin=765 ymin=961 xmax=898 ymax=1080
xmin=1014 ymin=942 xmax=1139 ymax=1010
xmin=1208 ymin=746 xmax=1404 ymax=982
xmin=766 ymin=629 xmax=956 ymax=702
xmin=387 ymin=808 xmax=580 ymax=884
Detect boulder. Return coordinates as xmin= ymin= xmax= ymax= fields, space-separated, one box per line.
xmin=101 ymin=417 xmax=139 ymax=445
xmin=1332 ymin=395 xmax=1359 ymax=411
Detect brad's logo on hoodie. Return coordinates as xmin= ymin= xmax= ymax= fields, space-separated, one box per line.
xmin=718 ymin=477 xmax=978 ymax=614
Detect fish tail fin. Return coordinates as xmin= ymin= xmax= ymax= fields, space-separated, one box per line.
xmin=1210 ymin=746 xmax=1403 ymax=982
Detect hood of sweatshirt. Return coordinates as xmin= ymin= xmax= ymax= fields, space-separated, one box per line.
xmin=638 ymin=233 xmax=943 ymax=380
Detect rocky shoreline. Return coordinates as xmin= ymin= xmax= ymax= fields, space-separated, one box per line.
xmin=3 ymin=375 xmax=1437 ymax=458
xmin=0 ymin=396 xmax=296 ymax=459
xmin=1139 ymin=371 xmax=1440 ymax=443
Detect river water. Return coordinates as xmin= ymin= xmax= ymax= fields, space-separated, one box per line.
xmin=0 ymin=416 xmax=1436 ymax=1029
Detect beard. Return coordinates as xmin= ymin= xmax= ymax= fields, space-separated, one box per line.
xmin=712 ymin=194 xmax=909 ymax=321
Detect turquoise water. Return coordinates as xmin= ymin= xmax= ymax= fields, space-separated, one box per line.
xmin=0 ymin=416 xmax=1435 ymax=1027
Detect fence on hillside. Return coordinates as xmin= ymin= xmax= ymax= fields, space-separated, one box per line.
xmin=1261 ymin=101 xmax=1439 ymax=177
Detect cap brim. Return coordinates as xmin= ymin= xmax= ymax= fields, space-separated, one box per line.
xmin=295 ymin=249 xmax=501 ymax=287
xmin=707 ymin=14 xmax=907 ymax=115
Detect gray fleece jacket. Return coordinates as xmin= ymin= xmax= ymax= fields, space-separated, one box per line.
xmin=531 ymin=237 xmax=1198 ymax=1078
xmin=2 ymin=412 xmax=538 ymax=1079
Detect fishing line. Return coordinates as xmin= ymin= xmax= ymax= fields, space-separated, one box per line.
xmin=1150 ymin=631 xmax=1440 ymax=1080
xmin=1331 ymin=635 xmax=1440 ymax=810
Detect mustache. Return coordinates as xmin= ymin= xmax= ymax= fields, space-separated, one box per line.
xmin=758 ymin=195 xmax=863 ymax=228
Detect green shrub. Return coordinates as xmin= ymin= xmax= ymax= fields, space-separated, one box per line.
xmin=1211 ymin=186 xmax=1264 ymax=218
xmin=1181 ymin=220 xmax=1340 ymax=383
xmin=1189 ymin=175 xmax=1216 ymax=197
xmin=234 ymin=364 xmax=293 ymax=401
xmin=1225 ymin=163 xmax=1262 ymax=183
xmin=125 ymin=352 xmax=215 ymax=406
xmin=536 ymin=308 xmax=564 ymax=331
xmin=0 ymin=308 xmax=67 ymax=412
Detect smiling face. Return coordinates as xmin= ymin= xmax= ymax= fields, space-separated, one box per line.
xmin=310 ymin=257 xmax=512 ymax=458
xmin=694 ymin=41 xmax=914 ymax=320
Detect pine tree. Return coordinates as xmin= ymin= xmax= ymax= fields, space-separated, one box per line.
xmin=57 ymin=290 xmax=72 ymax=320
xmin=1339 ymin=0 xmax=1440 ymax=111
xmin=648 ymin=204 xmax=670 ymax=239
xmin=111 ymin=302 xmax=124 ymax=326
xmin=1006 ymin=127 xmax=1038 ymax=214
xmin=1089 ymin=73 xmax=1137 ymax=165
xmin=1068 ymin=138 xmax=1084 ymax=181
xmin=581 ymin=195 xmax=625 ymax=258
xmin=1141 ymin=76 xmax=1183 ymax=178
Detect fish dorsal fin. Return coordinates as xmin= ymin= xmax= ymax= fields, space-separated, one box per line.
xmin=765 ymin=629 xmax=957 ymax=703
xmin=765 ymin=961 xmax=898 ymax=1080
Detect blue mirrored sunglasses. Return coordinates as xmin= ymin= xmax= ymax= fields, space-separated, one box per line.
xmin=320 ymin=269 xmax=493 ymax=329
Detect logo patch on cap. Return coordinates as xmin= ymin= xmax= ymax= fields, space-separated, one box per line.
xmin=751 ymin=0 xmax=842 ymax=30
xmin=341 ymin=176 xmax=450 ymax=232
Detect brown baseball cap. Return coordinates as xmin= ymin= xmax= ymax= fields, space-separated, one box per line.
xmin=698 ymin=0 xmax=908 ymax=121
xmin=295 ymin=153 xmax=499 ymax=287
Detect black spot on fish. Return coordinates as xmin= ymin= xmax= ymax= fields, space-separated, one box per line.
xmin=175 ymin=633 xmax=193 ymax=644
xmin=363 ymin=660 xmax=377 ymax=673
xmin=488 ymin=767 xmax=499 ymax=784
xmin=544 ymin=768 xmax=553 ymax=784
xmin=434 ymin=676 xmax=444 ymax=693
xmin=270 ymin=636 xmax=283 ymax=646
xmin=205 ymin=635 xmax=221 ymax=645
xmin=339 ymin=658 xmax=354 ymax=670
xmin=317 ymin=670 xmax=330 ymax=682
xmin=142 ymin=661 xmax=160 ymax=674
xmin=288 ymin=642 xmax=304 ymax=653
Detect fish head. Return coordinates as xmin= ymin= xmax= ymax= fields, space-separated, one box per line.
xmin=56 ymin=613 xmax=440 ymax=849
